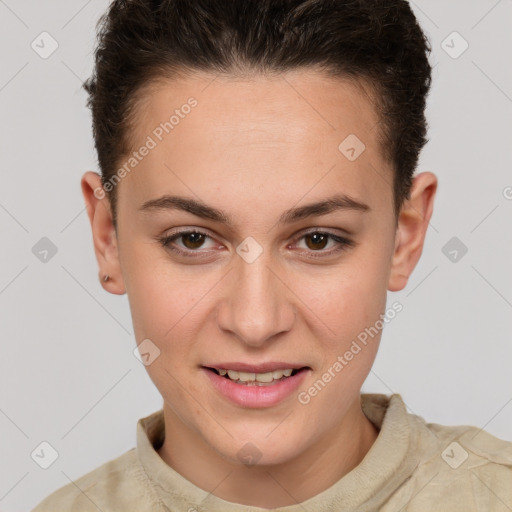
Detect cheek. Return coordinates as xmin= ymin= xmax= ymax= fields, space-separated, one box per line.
xmin=128 ymin=278 xmax=208 ymax=350
xmin=312 ymin=249 xmax=391 ymax=333
xmin=297 ymin=251 xmax=391 ymax=416
xmin=120 ymin=242 xmax=197 ymax=333
xmin=122 ymin=249 xmax=224 ymax=380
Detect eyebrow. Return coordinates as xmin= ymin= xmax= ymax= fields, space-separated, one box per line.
xmin=139 ymin=193 xmax=370 ymax=226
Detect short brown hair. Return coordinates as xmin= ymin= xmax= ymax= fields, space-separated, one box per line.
xmin=83 ymin=0 xmax=432 ymax=227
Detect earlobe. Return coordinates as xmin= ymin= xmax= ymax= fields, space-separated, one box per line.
xmin=81 ymin=171 xmax=126 ymax=295
xmin=387 ymin=172 xmax=438 ymax=292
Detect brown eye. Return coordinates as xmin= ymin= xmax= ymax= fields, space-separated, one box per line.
xmin=180 ymin=232 xmax=207 ymax=249
xmin=293 ymin=230 xmax=355 ymax=259
xmin=304 ymin=232 xmax=329 ymax=251
xmin=157 ymin=229 xmax=215 ymax=257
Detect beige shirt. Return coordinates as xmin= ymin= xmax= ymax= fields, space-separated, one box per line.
xmin=32 ymin=393 xmax=512 ymax=511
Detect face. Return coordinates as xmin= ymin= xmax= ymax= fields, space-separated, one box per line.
xmin=83 ymin=68 xmax=436 ymax=469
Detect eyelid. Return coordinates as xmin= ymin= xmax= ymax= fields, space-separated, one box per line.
xmin=292 ymin=226 xmax=353 ymax=239
xmin=161 ymin=225 xmax=352 ymax=242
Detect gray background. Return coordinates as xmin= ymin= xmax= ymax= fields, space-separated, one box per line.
xmin=1 ymin=1 xmax=511 ymax=510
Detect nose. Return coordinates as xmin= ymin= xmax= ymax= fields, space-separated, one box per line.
xmin=215 ymin=251 xmax=296 ymax=348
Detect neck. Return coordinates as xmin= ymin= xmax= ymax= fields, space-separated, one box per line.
xmin=156 ymin=397 xmax=380 ymax=508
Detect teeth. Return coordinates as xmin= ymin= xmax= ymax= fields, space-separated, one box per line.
xmin=221 ymin=368 xmax=295 ymax=383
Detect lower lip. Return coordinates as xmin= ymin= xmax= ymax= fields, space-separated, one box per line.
xmin=202 ymin=367 xmax=310 ymax=408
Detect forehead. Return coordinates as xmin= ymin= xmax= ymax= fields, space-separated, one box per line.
xmin=119 ymin=69 xmax=392 ymax=219
xmin=133 ymin=68 xmax=381 ymax=148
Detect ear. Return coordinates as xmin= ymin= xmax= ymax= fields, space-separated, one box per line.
xmin=388 ymin=171 xmax=438 ymax=292
xmin=81 ymin=171 xmax=126 ymax=295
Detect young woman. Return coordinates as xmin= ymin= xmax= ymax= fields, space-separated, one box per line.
xmin=33 ymin=0 xmax=512 ymax=510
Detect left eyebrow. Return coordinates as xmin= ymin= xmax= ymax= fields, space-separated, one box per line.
xmin=138 ymin=193 xmax=370 ymax=226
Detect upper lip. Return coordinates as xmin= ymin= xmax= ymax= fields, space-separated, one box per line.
xmin=203 ymin=362 xmax=310 ymax=373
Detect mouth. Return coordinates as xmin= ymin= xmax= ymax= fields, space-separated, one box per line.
xmin=203 ymin=366 xmax=309 ymax=386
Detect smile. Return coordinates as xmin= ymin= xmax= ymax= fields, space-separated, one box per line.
xmin=210 ymin=367 xmax=298 ymax=385
xmin=202 ymin=366 xmax=311 ymax=407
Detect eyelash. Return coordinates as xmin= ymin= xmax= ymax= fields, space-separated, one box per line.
xmin=156 ymin=228 xmax=355 ymax=260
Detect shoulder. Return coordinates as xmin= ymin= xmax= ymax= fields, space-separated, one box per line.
xmin=31 ymin=448 xmax=161 ymax=512
xmin=396 ymin=414 xmax=512 ymax=510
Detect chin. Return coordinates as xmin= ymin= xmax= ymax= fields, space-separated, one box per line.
xmin=214 ymin=433 xmax=305 ymax=468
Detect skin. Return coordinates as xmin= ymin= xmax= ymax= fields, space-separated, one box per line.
xmin=81 ymin=68 xmax=437 ymax=508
